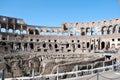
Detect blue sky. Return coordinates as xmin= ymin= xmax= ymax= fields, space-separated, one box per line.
xmin=0 ymin=0 xmax=120 ymax=26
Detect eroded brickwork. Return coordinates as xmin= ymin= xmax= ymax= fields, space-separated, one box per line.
xmin=0 ymin=15 xmax=119 ymax=78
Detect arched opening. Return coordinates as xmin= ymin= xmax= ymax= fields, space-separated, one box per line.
xmin=58 ymin=32 xmax=62 ymax=36
xmin=47 ymin=28 xmax=51 ymax=32
xmin=66 ymin=44 xmax=69 ymax=48
xmin=117 ymin=44 xmax=120 ymax=48
xmin=49 ymin=44 xmax=52 ymax=50
xmin=30 ymin=43 xmax=34 ymax=49
xmin=81 ymin=32 xmax=85 ymax=36
xmin=1 ymin=42 xmax=6 ymax=45
xmin=78 ymin=44 xmax=80 ymax=48
xmin=102 ymin=27 xmax=107 ymax=35
xmin=35 ymin=29 xmax=39 ymax=35
xmin=64 ymin=32 xmax=68 ymax=36
xmin=76 ymin=32 xmax=80 ymax=36
xmin=1 ymin=28 xmax=6 ymax=32
xmin=101 ymin=42 xmax=105 ymax=49
xmin=113 ymin=24 xmax=119 ymax=33
xmin=22 ymin=30 xmax=27 ymax=34
xmin=51 ymin=32 xmax=56 ymax=36
xmin=43 ymin=43 xmax=46 ymax=48
xmin=87 ymin=42 xmax=90 ymax=48
xmin=70 ymin=27 xmax=74 ymax=36
xmin=55 ymin=44 xmax=58 ymax=48
xmin=91 ymin=27 xmax=96 ymax=35
xmin=91 ymin=44 xmax=93 ymax=50
xmin=15 ymin=29 xmax=20 ymax=34
xmin=8 ymin=28 xmax=13 ymax=33
xmin=86 ymin=28 xmax=90 ymax=36
xmin=1 ymin=23 xmax=6 ymax=32
xmin=97 ymin=31 xmax=101 ymax=35
xmin=29 ymin=29 xmax=34 ymax=35
xmin=111 ymin=44 xmax=115 ymax=48
xmin=40 ymin=32 xmax=45 ymax=35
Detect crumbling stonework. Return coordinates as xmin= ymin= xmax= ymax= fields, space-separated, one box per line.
xmin=0 ymin=15 xmax=120 ymax=78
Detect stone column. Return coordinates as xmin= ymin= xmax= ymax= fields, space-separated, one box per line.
xmin=0 ymin=24 xmax=1 ymax=32
xmin=20 ymin=25 xmax=23 ymax=34
xmin=27 ymin=43 xmax=30 ymax=51
xmin=81 ymin=42 xmax=83 ymax=52
xmin=103 ymin=61 xmax=105 ymax=71
xmin=21 ymin=43 xmax=24 ymax=51
xmin=6 ymin=23 xmax=8 ymax=33
xmin=13 ymin=42 xmax=16 ymax=50
xmin=75 ymin=65 xmax=78 ymax=77
xmin=7 ymin=35 xmax=9 ymax=41
xmin=13 ymin=24 xmax=15 ymax=33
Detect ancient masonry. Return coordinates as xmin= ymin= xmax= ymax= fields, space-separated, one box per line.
xmin=0 ymin=15 xmax=120 ymax=78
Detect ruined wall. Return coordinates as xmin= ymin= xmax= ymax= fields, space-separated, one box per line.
xmin=0 ymin=15 xmax=120 ymax=53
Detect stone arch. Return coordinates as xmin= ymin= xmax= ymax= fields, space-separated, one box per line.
xmin=15 ymin=29 xmax=20 ymax=34
xmin=66 ymin=44 xmax=69 ymax=48
xmin=29 ymin=43 xmax=34 ymax=49
xmin=113 ymin=24 xmax=119 ymax=33
xmin=75 ymin=32 xmax=80 ymax=36
xmin=101 ymin=26 xmax=107 ymax=35
xmin=55 ymin=44 xmax=58 ymax=48
xmin=117 ymin=43 xmax=120 ymax=48
xmin=1 ymin=28 xmax=6 ymax=32
xmin=8 ymin=28 xmax=13 ymax=33
xmin=21 ymin=30 xmax=27 ymax=34
xmin=15 ymin=24 xmax=21 ymax=33
xmin=87 ymin=42 xmax=90 ymax=48
xmin=108 ymin=25 xmax=113 ymax=34
xmin=64 ymin=32 xmax=68 ymax=36
xmin=58 ymin=32 xmax=62 ymax=36
xmin=8 ymin=24 xmax=14 ymax=33
xmin=35 ymin=29 xmax=39 ymax=35
xmin=91 ymin=27 xmax=96 ymax=35
xmin=29 ymin=29 xmax=34 ymax=35
xmin=21 ymin=25 xmax=27 ymax=34
xmin=81 ymin=28 xmax=85 ymax=36
xmin=86 ymin=28 xmax=90 ymax=36
xmin=111 ymin=43 xmax=115 ymax=48
xmin=101 ymin=41 xmax=105 ymax=49
xmin=43 ymin=43 xmax=46 ymax=48
xmin=49 ymin=44 xmax=53 ymax=50
xmin=1 ymin=23 xmax=6 ymax=32
xmin=78 ymin=44 xmax=80 ymax=48
xmin=40 ymin=30 xmax=45 ymax=35
xmin=70 ymin=27 xmax=74 ymax=36
xmin=91 ymin=44 xmax=93 ymax=50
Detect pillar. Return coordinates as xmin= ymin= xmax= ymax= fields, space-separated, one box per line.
xmin=21 ymin=43 xmax=24 ymax=51
xmin=0 ymin=24 xmax=1 ymax=32
xmin=76 ymin=65 xmax=78 ymax=77
xmin=20 ymin=25 xmax=23 ymax=34
xmin=13 ymin=24 xmax=15 ymax=33
xmin=6 ymin=23 xmax=8 ymax=33
xmin=13 ymin=42 xmax=16 ymax=50
xmin=27 ymin=43 xmax=30 ymax=51
xmin=103 ymin=61 xmax=105 ymax=72
xmin=91 ymin=64 xmax=94 ymax=74
xmin=57 ymin=65 xmax=59 ymax=80
xmin=7 ymin=35 xmax=9 ymax=41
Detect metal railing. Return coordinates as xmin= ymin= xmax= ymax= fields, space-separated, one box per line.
xmin=5 ymin=60 xmax=120 ymax=80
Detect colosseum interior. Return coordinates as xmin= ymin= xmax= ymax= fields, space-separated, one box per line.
xmin=0 ymin=15 xmax=120 ymax=79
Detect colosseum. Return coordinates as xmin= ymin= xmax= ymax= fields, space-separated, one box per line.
xmin=0 ymin=15 xmax=120 ymax=80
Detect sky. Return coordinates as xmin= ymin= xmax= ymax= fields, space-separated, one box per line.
xmin=0 ymin=0 xmax=120 ymax=27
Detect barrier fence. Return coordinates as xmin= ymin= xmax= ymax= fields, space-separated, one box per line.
xmin=5 ymin=60 xmax=120 ymax=80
